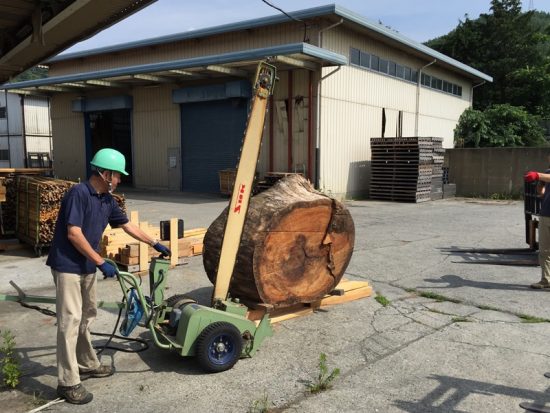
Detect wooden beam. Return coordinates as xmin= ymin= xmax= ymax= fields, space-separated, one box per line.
xmin=205 ymin=65 xmax=248 ymax=77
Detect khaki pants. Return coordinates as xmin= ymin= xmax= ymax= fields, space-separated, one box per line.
xmin=52 ymin=270 xmax=101 ymax=386
xmin=539 ymin=215 xmax=550 ymax=285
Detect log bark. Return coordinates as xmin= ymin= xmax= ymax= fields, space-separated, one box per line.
xmin=203 ymin=175 xmax=355 ymax=307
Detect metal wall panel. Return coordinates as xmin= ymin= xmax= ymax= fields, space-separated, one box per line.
xmin=132 ymin=85 xmax=180 ymax=188
xmin=319 ymin=62 xmax=471 ymax=199
xmin=50 ymin=93 xmax=87 ymax=180
xmin=0 ymin=91 xmax=23 ymax=135
xmin=23 ymin=96 xmax=51 ymax=136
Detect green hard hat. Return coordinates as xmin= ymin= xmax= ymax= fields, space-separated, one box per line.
xmin=90 ymin=148 xmax=129 ymax=175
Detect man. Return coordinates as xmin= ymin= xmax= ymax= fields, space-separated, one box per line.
xmin=46 ymin=148 xmax=171 ymax=404
xmin=525 ymin=169 xmax=550 ymax=289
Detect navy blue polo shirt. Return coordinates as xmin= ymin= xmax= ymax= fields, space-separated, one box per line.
xmin=46 ymin=182 xmax=129 ymax=274
xmin=541 ymin=169 xmax=550 ymax=217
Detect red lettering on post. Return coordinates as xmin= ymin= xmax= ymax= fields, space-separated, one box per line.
xmin=233 ymin=184 xmax=246 ymax=213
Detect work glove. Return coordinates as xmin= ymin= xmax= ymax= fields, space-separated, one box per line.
xmin=98 ymin=261 xmax=117 ymax=278
xmin=153 ymin=242 xmax=172 ymax=258
xmin=524 ymin=171 xmax=540 ymax=183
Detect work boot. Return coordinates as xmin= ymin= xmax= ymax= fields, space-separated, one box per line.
xmin=80 ymin=364 xmax=115 ymax=380
xmin=530 ymin=281 xmax=550 ymax=289
xmin=57 ymin=384 xmax=93 ymax=404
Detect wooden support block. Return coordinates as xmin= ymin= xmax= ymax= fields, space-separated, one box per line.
xmin=246 ymin=280 xmax=372 ymax=323
xmin=170 ymin=217 xmax=178 ymax=266
xmin=130 ymin=210 xmax=139 ymax=224
xmin=139 ymin=221 xmax=149 ymax=271
xmin=184 ymin=228 xmax=207 ymax=237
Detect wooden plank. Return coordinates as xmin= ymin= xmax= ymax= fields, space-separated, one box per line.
xmin=170 ymin=217 xmax=178 ymax=266
xmin=184 ymin=228 xmax=207 ymax=237
xmin=130 ymin=210 xmax=139 ymax=224
xmin=247 ymin=280 xmax=372 ymax=323
xmin=139 ymin=221 xmax=149 ymax=271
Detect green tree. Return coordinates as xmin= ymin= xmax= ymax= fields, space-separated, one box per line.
xmin=426 ymin=0 xmax=547 ymax=111
xmin=454 ymin=108 xmax=489 ymax=147
xmin=12 ymin=66 xmax=48 ymax=82
xmin=454 ymin=104 xmax=545 ymax=147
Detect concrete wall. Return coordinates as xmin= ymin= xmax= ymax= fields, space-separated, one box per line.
xmin=446 ymin=147 xmax=550 ymax=197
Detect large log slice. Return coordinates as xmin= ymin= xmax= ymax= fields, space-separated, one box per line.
xmin=203 ymin=175 xmax=355 ymax=307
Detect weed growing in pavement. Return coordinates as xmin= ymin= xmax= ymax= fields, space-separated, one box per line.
xmin=418 ymin=291 xmax=461 ymax=303
xmin=29 ymin=391 xmax=48 ymax=408
xmin=451 ymin=316 xmax=471 ymax=323
xmin=375 ymin=294 xmax=390 ymax=307
xmin=0 ymin=329 xmax=21 ymax=388
xmin=477 ymin=304 xmax=500 ymax=311
xmin=518 ymin=314 xmax=550 ymax=323
xmin=304 ymin=353 xmax=340 ymax=394
xmin=247 ymin=392 xmax=271 ymax=413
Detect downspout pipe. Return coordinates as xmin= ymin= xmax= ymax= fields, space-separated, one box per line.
xmin=20 ymin=94 xmax=28 ymax=167
xmin=315 ymin=18 xmax=344 ymax=189
xmin=470 ymin=81 xmax=486 ymax=105
xmin=415 ymin=59 xmax=436 ymax=136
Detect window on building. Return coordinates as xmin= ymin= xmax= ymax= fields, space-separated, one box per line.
xmin=404 ymin=67 xmax=412 ymax=81
xmin=348 ymin=46 xmax=463 ymax=97
xmin=0 ymin=107 xmax=6 ymax=118
xmin=350 ymin=48 xmax=360 ymax=65
xmin=370 ymin=55 xmax=379 ymax=71
xmin=379 ymin=59 xmax=389 ymax=74
xmin=360 ymin=51 xmax=370 ymax=68
xmin=388 ymin=61 xmax=396 ymax=76
xmin=0 ymin=150 xmax=9 ymax=161
xmin=394 ymin=64 xmax=403 ymax=79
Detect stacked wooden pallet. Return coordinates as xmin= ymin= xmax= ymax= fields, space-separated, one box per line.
xmin=369 ymin=137 xmax=444 ymax=203
xmin=254 ymin=172 xmax=305 ymax=194
xmin=430 ymin=138 xmax=444 ymax=200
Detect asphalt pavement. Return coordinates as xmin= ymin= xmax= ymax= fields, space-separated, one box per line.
xmin=0 ymin=191 xmax=549 ymax=413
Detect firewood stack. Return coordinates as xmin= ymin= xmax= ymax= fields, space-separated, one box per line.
xmin=1 ymin=176 xmax=17 ymax=234
xmin=16 ymin=176 xmax=75 ymax=245
xmin=14 ymin=176 xmax=126 ymax=248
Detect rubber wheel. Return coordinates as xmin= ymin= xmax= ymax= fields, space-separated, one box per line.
xmin=195 ymin=322 xmax=243 ymax=373
xmin=165 ymin=294 xmax=196 ymax=308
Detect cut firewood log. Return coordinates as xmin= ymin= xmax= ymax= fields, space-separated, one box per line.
xmin=203 ymin=174 xmax=355 ymax=307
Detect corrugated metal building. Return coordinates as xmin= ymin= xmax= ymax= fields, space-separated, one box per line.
xmin=0 ymin=91 xmax=52 ymax=168
xmin=2 ymin=4 xmax=491 ymax=198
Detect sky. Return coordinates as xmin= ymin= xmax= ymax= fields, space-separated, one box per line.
xmin=63 ymin=0 xmax=550 ymax=54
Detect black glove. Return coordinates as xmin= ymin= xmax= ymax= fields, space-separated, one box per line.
xmin=98 ymin=261 xmax=117 ymax=278
xmin=153 ymin=242 xmax=172 ymax=258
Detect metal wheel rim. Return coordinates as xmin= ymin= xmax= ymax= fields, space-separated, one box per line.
xmin=207 ymin=333 xmax=236 ymax=365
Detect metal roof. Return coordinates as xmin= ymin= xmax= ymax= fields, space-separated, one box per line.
xmin=45 ymin=3 xmax=492 ymax=83
xmin=2 ymin=43 xmax=347 ymax=92
xmin=0 ymin=0 xmax=157 ymax=83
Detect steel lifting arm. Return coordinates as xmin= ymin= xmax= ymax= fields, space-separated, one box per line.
xmin=212 ymin=62 xmax=277 ymax=306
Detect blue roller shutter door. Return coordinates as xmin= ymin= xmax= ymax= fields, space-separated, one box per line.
xmin=180 ymin=98 xmax=248 ymax=193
